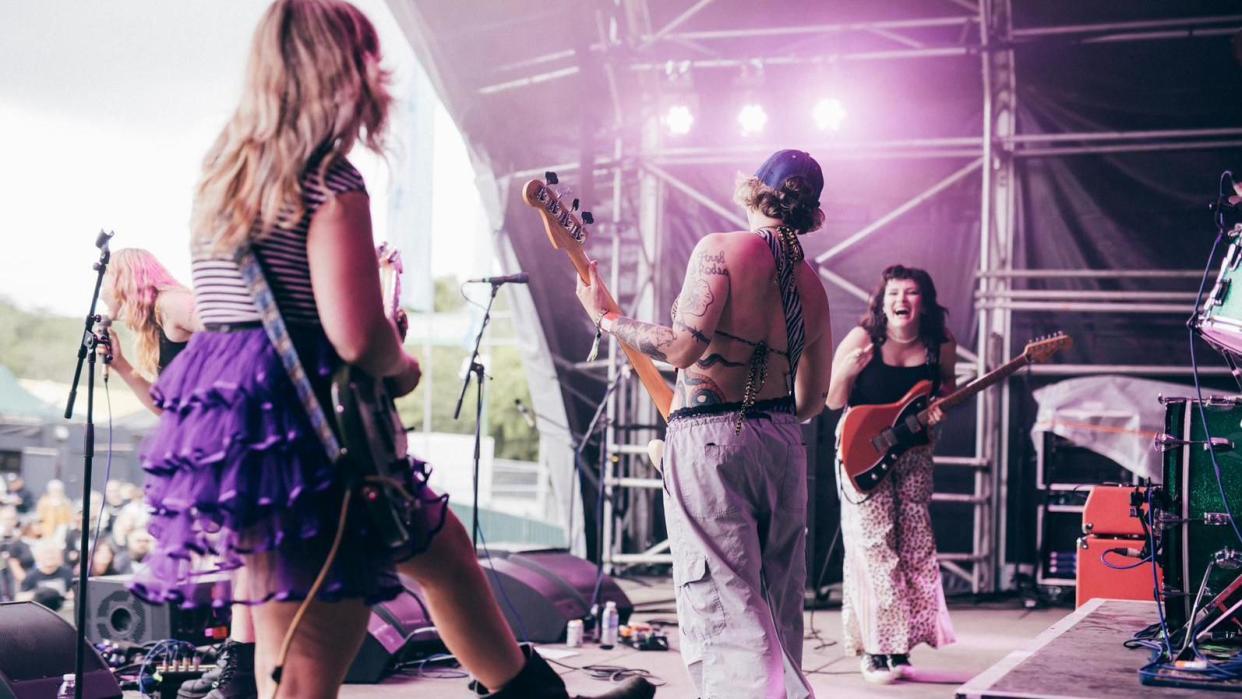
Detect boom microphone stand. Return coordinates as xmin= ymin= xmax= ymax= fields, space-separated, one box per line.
xmin=454 ymin=282 xmax=502 ymax=552
xmin=63 ymin=229 xmax=114 ymax=699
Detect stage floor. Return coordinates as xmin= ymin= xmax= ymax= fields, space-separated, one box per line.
xmin=334 ymin=576 xmax=1069 ymax=698
xmin=958 ymin=599 xmax=1214 ymax=699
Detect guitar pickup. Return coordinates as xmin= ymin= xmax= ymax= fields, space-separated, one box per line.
xmin=905 ymin=415 xmax=922 ymax=432
xmin=871 ymin=430 xmax=897 ymax=451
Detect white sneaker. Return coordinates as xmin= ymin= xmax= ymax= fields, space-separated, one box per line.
xmin=860 ymin=654 xmax=897 ymax=684
xmin=888 ymin=654 xmax=912 ymax=679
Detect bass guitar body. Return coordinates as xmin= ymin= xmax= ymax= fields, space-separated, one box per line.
xmin=838 ymin=380 xmax=934 ymax=494
xmin=331 ymin=365 xmax=413 ymax=550
xmin=328 ymin=242 xmax=414 ymax=552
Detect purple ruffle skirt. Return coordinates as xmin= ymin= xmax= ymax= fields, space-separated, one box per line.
xmin=129 ymin=327 xmax=447 ymax=609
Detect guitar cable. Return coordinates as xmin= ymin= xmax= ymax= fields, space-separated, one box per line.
xmin=268 ymin=487 xmax=353 ymax=698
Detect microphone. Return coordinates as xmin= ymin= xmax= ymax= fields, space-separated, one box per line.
xmin=94 ymin=229 xmax=115 ymax=250
xmin=96 ymin=315 xmax=114 ymax=379
xmin=514 ymin=399 xmax=536 ymax=428
xmin=466 ymin=273 xmax=529 ymax=285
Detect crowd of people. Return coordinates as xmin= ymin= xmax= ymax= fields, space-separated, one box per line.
xmin=0 ymin=472 xmax=153 ymax=610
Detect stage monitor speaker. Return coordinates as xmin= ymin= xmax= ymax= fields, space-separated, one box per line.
xmin=0 ymin=601 xmax=122 ymax=699
xmin=87 ymin=574 xmax=230 ymax=647
xmin=345 ymin=578 xmax=440 ymax=684
xmin=481 ymin=548 xmax=632 ymax=643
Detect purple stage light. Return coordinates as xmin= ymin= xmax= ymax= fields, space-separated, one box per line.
xmin=737 ymin=103 xmax=767 ymax=136
xmin=665 ymin=105 xmax=694 ymax=136
xmin=813 ymin=98 xmax=847 ymax=131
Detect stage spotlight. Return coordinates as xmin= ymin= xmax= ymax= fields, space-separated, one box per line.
xmin=737 ymin=103 xmax=767 ymax=135
xmin=813 ymin=98 xmax=847 ymax=131
xmin=665 ymin=105 xmax=694 ymax=136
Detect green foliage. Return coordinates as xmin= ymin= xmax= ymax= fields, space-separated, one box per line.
xmin=434 ymin=276 xmax=465 ymax=313
xmin=395 ymin=342 xmax=537 ymax=462
xmin=0 ymin=297 xmax=137 ymax=382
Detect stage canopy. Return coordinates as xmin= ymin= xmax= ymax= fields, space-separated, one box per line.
xmin=384 ymin=0 xmax=1242 ymax=591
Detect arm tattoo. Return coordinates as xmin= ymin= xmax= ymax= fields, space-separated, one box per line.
xmin=696 ymin=250 xmax=729 ymax=277
xmin=696 ymin=353 xmax=745 ymax=369
xmin=612 ymin=317 xmax=674 ymax=362
xmin=678 ymin=279 xmax=714 ymax=317
xmin=677 ymin=370 xmax=727 ymax=407
xmin=676 ymin=320 xmax=710 ymax=345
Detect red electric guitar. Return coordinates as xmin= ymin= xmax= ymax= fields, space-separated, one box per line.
xmin=838 ymin=332 xmax=1071 ymax=494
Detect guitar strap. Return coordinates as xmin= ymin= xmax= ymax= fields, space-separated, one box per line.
xmin=232 ymin=244 xmax=343 ymax=463
xmin=752 ymin=226 xmax=806 ymax=390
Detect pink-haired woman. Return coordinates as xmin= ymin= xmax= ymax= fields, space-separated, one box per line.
xmin=100 ymin=248 xmax=201 ymax=414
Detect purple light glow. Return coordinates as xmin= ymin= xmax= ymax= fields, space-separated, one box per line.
xmin=737 ymin=103 xmax=767 ymax=135
xmin=665 ymin=105 xmax=694 ymax=136
xmin=813 ymin=98 xmax=847 ymax=131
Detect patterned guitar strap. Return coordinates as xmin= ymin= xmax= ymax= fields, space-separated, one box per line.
xmin=734 ymin=226 xmax=807 ymax=433
xmin=233 ymin=245 xmax=343 ymax=463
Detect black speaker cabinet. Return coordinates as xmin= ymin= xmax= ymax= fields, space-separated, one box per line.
xmin=481 ymin=548 xmax=632 ymax=643
xmin=0 ymin=601 xmax=122 ymax=699
xmin=87 ymin=574 xmax=230 ymax=647
xmin=345 ymin=578 xmax=440 ymax=683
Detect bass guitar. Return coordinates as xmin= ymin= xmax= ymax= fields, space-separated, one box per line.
xmin=330 ymin=242 xmax=415 ymax=550
xmin=522 ymin=177 xmax=673 ymax=420
xmin=838 ymin=332 xmax=1071 ymax=494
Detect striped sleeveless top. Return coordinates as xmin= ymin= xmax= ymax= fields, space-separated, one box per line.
xmin=192 ymin=156 xmax=367 ymax=326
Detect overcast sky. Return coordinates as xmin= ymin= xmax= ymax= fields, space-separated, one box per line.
xmin=0 ymin=0 xmax=483 ymax=317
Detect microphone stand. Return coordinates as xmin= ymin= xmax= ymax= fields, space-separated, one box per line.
xmin=63 ymin=229 xmax=113 ymax=699
xmin=454 ymin=282 xmax=501 ymax=552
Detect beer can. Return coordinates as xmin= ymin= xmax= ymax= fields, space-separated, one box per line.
xmin=566 ymin=619 xmax=584 ymax=648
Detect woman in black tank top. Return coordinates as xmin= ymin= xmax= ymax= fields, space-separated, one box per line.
xmin=98 ymin=248 xmax=200 ymax=415
xmin=826 ymin=265 xmax=959 ymax=684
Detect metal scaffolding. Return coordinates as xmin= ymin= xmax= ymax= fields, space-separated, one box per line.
xmin=509 ymin=1 xmax=1242 ymax=591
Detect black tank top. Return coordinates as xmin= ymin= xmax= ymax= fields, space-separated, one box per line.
xmin=158 ymin=330 xmax=187 ymax=373
xmin=847 ymin=340 xmax=939 ymax=407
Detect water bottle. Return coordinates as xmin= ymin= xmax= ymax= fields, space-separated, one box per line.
xmin=600 ymin=601 xmax=619 ymax=649
xmin=56 ymin=673 xmax=75 ymax=699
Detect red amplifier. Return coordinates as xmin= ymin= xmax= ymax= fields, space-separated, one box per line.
xmin=1076 ymin=535 xmax=1162 ymax=608
xmin=1082 ymin=485 xmax=1146 ymax=538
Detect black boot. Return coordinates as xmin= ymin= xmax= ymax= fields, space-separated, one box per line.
xmin=201 ymin=639 xmax=258 ymax=699
xmin=178 ymin=641 xmax=256 ymax=699
xmin=471 ymin=646 xmax=656 ymax=699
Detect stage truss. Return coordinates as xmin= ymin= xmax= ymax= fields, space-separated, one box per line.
xmin=471 ymin=1 xmax=1242 ymax=592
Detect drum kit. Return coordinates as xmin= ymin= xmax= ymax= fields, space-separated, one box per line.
xmin=1150 ymin=173 xmax=1242 ymax=646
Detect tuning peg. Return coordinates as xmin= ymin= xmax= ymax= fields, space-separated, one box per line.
xmin=582 ymin=211 xmax=594 ymax=224
xmin=571 ymin=198 xmax=580 ymax=211
xmin=545 ymin=171 xmax=559 ymax=185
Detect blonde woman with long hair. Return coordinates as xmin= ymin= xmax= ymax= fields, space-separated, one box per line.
xmin=129 ymin=2 xmax=650 ymax=697
xmin=99 ymin=248 xmax=200 ymax=414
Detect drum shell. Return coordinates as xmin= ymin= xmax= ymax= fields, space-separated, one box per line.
xmin=1161 ymin=397 xmax=1242 ymax=629
xmin=1199 ymin=242 xmax=1242 ymax=357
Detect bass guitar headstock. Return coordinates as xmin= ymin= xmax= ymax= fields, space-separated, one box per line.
xmin=376 ymin=242 xmax=406 ymax=340
xmin=522 ymin=172 xmax=595 ymax=281
xmin=1023 ymin=331 xmax=1072 ymax=363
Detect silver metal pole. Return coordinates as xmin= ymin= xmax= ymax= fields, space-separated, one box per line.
xmin=815 ymin=158 xmax=983 ymax=264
